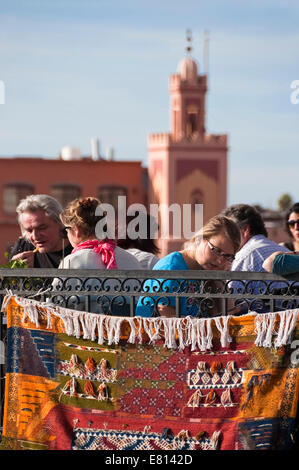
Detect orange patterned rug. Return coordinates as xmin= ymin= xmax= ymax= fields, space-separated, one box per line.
xmin=1 ymin=295 xmax=299 ymax=450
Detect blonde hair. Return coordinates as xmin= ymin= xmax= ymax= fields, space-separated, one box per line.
xmin=60 ymin=197 xmax=101 ymax=238
xmin=184 ymin=215 xmax=241 ymax=253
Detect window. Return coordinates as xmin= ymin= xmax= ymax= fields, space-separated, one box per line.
xmin=191 ymin=189 xmax=204 ymax=208
xmin=51 ymin=184 xmax=81 ymax=208
xmin=3 ymin=183 xmax=34 ymax=214
xmin=186 ymin=104 xmax=199 ymax=137
xmin=98 ymin=185 xmax=127 ymax=211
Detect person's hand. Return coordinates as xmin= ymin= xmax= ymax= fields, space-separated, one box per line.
xmin=157 ymin=305 xmax=176 ymax=318
xmin=11 ymin=250 xmax=36 ymax=268
xmin=262 ymin=251 xmax=286 ymax=273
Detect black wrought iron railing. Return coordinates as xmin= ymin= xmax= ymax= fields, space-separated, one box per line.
xmin=0 ymin=267 xmax=299 ymax=433
xmin=0 ymin=268 xmax=298 ymax=316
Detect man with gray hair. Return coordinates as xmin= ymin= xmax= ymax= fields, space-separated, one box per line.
xmin=9 ymin=194 xmax=72 ymax=268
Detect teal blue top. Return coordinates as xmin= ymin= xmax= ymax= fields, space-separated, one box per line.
xmin=273 ymin=253 xmax=299 ymax=275
xmin=135 ymin=251 xmax=201 ymax=317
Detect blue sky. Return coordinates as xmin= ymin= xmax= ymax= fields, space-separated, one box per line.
xmin=0 ymin=0 xmax=298 ymax=208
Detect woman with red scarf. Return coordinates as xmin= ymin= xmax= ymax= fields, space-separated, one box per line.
xmin=52 ymin=197 xmax=141 ymax=314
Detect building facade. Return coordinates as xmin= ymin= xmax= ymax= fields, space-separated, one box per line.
xmin=0 ymin=156 xmax=146 ymax=263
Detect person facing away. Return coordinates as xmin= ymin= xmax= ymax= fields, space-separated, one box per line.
xmin=222 ymin=204 xmax=289 ymax=296
xmin=9 ymin=194 xmax=72 ymax=268
xmin=53 ymin=197 xmax=142 ymax=314
xmin=279 ymin=202 xmax=299 ymax=252
xmin=116 ymin=213 xmax=160 ymax=269
xmin=135 ymin=215 xmax=240 ymax=318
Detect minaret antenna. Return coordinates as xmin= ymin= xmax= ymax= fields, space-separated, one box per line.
xmin=203 ymin=30 xmax=210 ymax=75
xmin=186 ymin=29 xmax=193 ymax=55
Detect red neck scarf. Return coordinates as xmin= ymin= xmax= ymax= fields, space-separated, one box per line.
xmin=72 ymin=239 xmax=117 ymax=269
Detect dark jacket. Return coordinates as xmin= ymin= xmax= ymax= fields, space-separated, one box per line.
xmin=9 ymin=237 xmax=73 ymax=268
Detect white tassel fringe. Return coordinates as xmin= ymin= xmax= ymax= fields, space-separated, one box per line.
xmin=255 ymin=309 xmax=299 ymax=348
xmin=3 ymin=295 xmax=299 ymax=351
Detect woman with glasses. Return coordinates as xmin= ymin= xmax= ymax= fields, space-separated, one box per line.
xmin=280 ymin=203 xmax=299 ymax=252
xmin=135 ymin=215 xmax=240 ymax=318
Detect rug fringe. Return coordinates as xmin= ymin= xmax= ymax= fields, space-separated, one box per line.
xmin=3 ymin=294 xmax=299 ymax=351
xmin=254 ymin=309 xmax=299 ymax=347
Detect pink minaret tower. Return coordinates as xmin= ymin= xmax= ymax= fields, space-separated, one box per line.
xmin=148 ymin=31 xmax=228 ymax=256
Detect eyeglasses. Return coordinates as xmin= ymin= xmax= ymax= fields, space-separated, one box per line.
xmin=207 ymin=240 xmax=235 ymax=263
xmin=287 ymin=219 xmax=299 ymax=228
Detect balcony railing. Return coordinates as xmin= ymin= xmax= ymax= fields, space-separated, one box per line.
xmin=1 ymin=267 xmax=299 ymax=433
xmin=0 ymin=268 xmax=298 ymax=316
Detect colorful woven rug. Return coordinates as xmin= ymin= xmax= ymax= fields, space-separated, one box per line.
xmin=1 ymin=295 xmax=299 ymax=450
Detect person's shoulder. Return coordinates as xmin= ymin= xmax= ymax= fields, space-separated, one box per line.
xmin=147 ymin=253 xmax=160 ymax=269
xmin=9 ymin=237 xmax=34 ymax=257
xmin=246 ymin=234 xmax=266 ymax=248
xmin=232 ymin=235 xmax=290 ymax=271
xmin=241 ymin=235 xmax=286 ymax=254
xmin=253 ymin=235 xmax=290 ymax=254
xmin=59 ymin=249 xmax=105 ymax=269
xmin=114 ymin=247 xmax=142 ymax=269
xmin=58 ymin=252 xmax=73 ymax=268
xmin=231 ymin=240 xmax=256 ymax=270
xmin=126 ymin=248 xmax=159 ymax=269
xmin=154 ymin=251 xmax=185 ymax=270
xmin=279 ymin=241 xmax=294 ymax=251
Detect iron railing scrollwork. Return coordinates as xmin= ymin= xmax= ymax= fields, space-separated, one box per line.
xmin=0 ymin=268 xmax=298 ymax=316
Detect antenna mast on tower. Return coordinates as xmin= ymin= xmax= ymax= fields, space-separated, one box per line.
xmin=186 ymin=29 xmax=193 ymax=55
xmin=203 ymin=30 xmax=210 ymax=76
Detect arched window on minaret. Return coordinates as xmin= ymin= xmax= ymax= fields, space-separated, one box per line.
xmin=191 ymin=188 xmax=204 ymax=207
xmin=189 ymin=188 xmax=204 ymax=235
xmin=186 ymin=104 xmax=199 ymax=137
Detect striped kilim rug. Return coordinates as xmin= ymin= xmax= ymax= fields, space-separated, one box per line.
xmin=1 ymin=295 xmax=299 ymax=450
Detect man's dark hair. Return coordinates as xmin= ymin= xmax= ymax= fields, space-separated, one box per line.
xmin=222 ymin=204 xmax=268 ymax=238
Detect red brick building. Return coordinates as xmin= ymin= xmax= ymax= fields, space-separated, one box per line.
xmin=0 ymin=155 xmax=146 ymax=263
